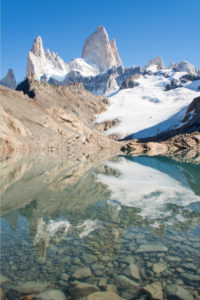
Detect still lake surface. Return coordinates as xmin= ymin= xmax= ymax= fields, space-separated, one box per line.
xmin=1 ymin=154 xmax=200 ymax=298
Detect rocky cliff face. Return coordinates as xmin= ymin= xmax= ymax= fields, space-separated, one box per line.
xmin=82 ymin=26 xmax=122 ymax=72
xmin=0 ymin=68 xmax=16 ymax=89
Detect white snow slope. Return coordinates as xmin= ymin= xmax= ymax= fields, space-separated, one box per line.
xmin=96 ymin=69 xmax=200 ymax=139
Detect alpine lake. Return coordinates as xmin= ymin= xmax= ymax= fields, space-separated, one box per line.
xmin=1 ymin=153 xmax=200 ymax=299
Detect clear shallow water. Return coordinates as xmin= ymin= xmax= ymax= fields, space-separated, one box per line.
xmin=1 ymin=155 xmax=200 ymax=299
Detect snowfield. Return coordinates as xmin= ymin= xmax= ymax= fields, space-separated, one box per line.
xmin=96 ymin=69 xmax=200 ymax=139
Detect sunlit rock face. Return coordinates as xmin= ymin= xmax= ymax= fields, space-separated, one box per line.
xmin=82 ymin=25 xmax=123 ymax=72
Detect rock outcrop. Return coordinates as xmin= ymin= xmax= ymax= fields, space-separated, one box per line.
xmin=82 ymin=25 xmax=122 ymax=72
xmin=0 ymin=68 xmax=16 ymax=89
xmin=169 ymin=61 xmax=198 ymax=75
xmin=121 ymin=132 xmax=200 ymax=163
xmin=182 ymin=96 xmax=200 ymax=125
xmin=147 ymin=56 xmax=165 ymax=70
xmin=120 ymin=74 xmax=140 ymax=90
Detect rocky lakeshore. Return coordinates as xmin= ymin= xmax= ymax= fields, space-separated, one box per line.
xmin=121 ymin=132 xmax=200 ymax=164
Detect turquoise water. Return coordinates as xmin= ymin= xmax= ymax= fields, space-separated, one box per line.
xmin=1 ymin=155 xmax=200 ymax=299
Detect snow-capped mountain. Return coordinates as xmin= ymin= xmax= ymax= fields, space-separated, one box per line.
xmin=24 ymin=26 xmax=200 ymax=141
xmin=96 ymin=67 xmax=200 ymax=139
xmin=0 ymin=68 xmax=16 ymax=89
xmin=26 ymin=26 xmax=122 ymax=81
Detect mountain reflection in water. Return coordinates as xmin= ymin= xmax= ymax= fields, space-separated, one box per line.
xmin=1 ymin=154 xmax=200 ymax=297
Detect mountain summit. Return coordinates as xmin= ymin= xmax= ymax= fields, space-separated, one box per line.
xmin=26 ymin=26 xmax=122 ymax=81
xmin=82 ymin=25 xmax=122 ymax=72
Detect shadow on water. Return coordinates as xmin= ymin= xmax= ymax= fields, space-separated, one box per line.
xmin=1 ymin=153 xmax=200 ymax=297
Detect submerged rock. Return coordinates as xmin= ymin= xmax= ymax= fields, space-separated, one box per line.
xmin=7 ymin=281 xmax=49 ymax=299
xmin=129 ymin=263 xmax=141 ymax=281
xmin=143 ymin=282 xmax=163 ymax=300
xmin=166 ymin=284 xmax=194 ymax=300
xmin=181 ymin=273 xmax=200 ymax=284
xmin=181 ymin=263 xmax=198 ymax=272
xmin=115 ymin=275 xmax=141 ymax=299
xmin=33 ymin=289 xmax=67 ymax=300
xmin=86 ymin=291 xmax=124 ymax=300
xmin=72 ymin=267 xmax=92 ymax=279
xmin=0 ymin=288 xmax=5 ymax=300
xmin=69 ymin=281 xmax=99 ymax=299
xmin=0 ymin=274 xmax=9 ymax=285
xmin=136 ymin=243 xmax=168 ymax=253
xmin=82 ymin=253 xmax=98 ymax=264
xmin=153 ymin=262 xmax=167 ymax=274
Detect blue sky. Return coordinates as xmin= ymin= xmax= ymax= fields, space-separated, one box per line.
xmin=1 ymin=0 xmax=200 ymax=82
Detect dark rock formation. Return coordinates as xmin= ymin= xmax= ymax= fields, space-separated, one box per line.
xmin=120 ymin=75 xmax=140 ymax=90
xmin=165 ymin=79 xmax=182 ymax=91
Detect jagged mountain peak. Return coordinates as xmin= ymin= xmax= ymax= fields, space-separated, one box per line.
xmin=82 ymin=25 xmax=123 ymax=72
xmin=0 ymin=68 xmax=16 ymax=89
xmin=31 ymin=36 xmax=45 ymax=57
